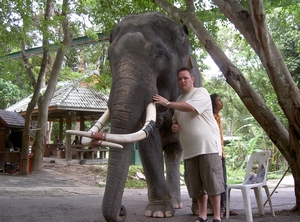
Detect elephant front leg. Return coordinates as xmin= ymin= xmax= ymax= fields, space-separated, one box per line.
xmin=138 ymin=131 xmax=175 ymax=218
xmin=164 ymin=141 xmax=183 ymax=209
xmin=145 ymin=193 xmax=175 ymax=218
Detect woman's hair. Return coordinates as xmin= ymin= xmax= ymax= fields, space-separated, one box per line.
xmin=210 ymin=93 xmax=219 ymax=113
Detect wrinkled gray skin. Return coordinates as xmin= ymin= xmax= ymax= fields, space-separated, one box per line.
xmin=103 ymin=12 xmax=201 ymax=222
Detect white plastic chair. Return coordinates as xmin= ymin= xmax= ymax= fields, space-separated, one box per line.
xmin=226 ymin=151 xmax=275 ymax=222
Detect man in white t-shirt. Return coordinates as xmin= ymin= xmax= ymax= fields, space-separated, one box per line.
xmin=153 ymin=67 xmax=224 ymax=222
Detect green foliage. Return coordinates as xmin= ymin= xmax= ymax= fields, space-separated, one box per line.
xmin=227 ymin=169 xmax=245 ymax=184
xmin=58 ymin=68 xmax=83 ymax=82
xmin=0 ymin=79 xmax=23 ymax=109
xmin=225 ymin=131 xmax=287 ymax=175
xmin=0 ymin=59 xmax=32 ymax=95
xmin=267 ymin=5 xmax=300 ymax=87
xmin=79 ymin=0 xmax=162 ymax=34
xmin=226 ymin=168 xmax=289 ymax=185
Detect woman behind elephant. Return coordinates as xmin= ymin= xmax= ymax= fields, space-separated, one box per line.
xmin=210 ymin=93 xmax=238 ymax=217
xmin=153 ymin=67 xmax=224 ymax=222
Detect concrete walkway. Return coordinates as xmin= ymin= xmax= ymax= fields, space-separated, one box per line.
xmin=0 ymin=162 xmax=299 ymax=222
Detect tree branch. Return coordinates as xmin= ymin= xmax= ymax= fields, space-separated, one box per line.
xmin=186 ymin=0 xmax=196 ymax=13
xmin=21 ymin=39 xmax=36 ymax=87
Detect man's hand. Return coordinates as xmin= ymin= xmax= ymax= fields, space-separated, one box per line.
xmin=171 ymin=123 xmax=180 ymax=133
xmin=153 ymin=94 xmax=169 ymax=107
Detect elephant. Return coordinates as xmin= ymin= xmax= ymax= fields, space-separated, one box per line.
xmin=67 ymin=12 xmax=201 ymax=221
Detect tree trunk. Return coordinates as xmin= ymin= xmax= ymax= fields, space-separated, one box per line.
xmin=289 ymin=125 xmax=300 ymax=211
xmin=20 ymin=36 xmax=44 ymax=174
xmin=46 ymin=122 xmax=52 ymax=144
xmin=32 ymin=0 xmax=73 ymax=171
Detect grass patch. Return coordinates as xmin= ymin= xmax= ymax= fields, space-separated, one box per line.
xmin=179 ymin=164 xmax=289 ymax=185
xmin=227 ymin=168 xmax=289 ymax=184
xmin=93 ymin=164 xmax=147 ymax=188
xmin=227 ymin=169 xmax=245 ymax=184
xmin=96 ymin=163 xmax=289 ymax=189
xmin=125 ymin=165 xmax=147 ymax=188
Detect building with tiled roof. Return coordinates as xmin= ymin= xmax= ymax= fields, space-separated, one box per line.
xmin=5 ymin=73 xmax=110 ymax=161
xmin=0 ymin=110 xmax=25 ymax=128
xmin=6 ymin=77 xmax=109 ymax=122
xmin=0 ymin=110 xmax=25 ymax=172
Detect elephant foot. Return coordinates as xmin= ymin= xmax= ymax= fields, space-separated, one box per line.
xmin=173 ymin=201 xmax=183 ymax=209
xmin=172 ymin=195 xmax=183 ymax=209
xmin=144 ymin=202 xmax=175 ymax=218
xmin=191 ymin=198 xmax=199 ymax=215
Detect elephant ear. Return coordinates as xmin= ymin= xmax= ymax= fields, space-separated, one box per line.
xmin=187 ymin=56 xmax=194 ymax=69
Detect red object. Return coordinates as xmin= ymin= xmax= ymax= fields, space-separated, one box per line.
xmin=19 ymin=153 xmax=34 ymax=174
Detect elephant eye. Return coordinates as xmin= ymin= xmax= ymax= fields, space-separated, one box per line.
xmin=156 ymin=51 xmax=164 ymax=58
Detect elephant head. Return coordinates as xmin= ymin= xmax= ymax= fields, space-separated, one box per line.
xmin=67 ymin=12 xmax=201 ymax=222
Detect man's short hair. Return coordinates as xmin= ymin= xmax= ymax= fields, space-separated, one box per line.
xmin=177 ymin=67 xmax=194 ymax=77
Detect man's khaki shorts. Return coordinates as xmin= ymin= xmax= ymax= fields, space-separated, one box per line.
xmin=184 ymin=153 xmax=224 ymax=198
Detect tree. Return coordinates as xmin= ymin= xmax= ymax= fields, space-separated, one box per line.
xmin=152 ymin=0 xmax=300 ymax=211
xmin=24 ymin=0 xmax=74 ymax=172
xmin=1 ymin=0 xmax=114 ymax=172
xmin=0 ymin=0 xmax=76 ymax=172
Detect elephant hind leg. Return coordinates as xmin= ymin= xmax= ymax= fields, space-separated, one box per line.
xmin=172 ymin=195 xmax=183 ymax=209
xmin=164 ymin=142 xmax=183 ymax=210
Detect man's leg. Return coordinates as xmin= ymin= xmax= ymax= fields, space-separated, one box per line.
xmin=207 ymin=199 xmax=213 ymax=215
xmin=209 ymin=194 xmax=221 ymax=221
xmin=197 ymin=194 xmax=208 ymax=220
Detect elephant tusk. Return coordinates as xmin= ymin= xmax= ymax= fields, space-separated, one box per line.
xmin=66 ymin=103 xmax=156 ymax=147
xmin=80 ymin=109 xmax=110 ymax=146
xmin=90 ymin=108 xmax=110 ymax=133
xmin=92 ymin=141 xmax=123 ymax=149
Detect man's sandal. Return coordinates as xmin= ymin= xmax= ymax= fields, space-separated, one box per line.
xmin=195 ymin=217 xmax=208 ymax=222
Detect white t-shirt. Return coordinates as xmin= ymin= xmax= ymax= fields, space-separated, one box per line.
xmin=173 ymin=87 xmax=222 ymax=160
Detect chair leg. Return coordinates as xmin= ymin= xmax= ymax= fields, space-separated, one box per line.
xmin=241 ymin=187 xmax=253 ymax=222
xmin=226 ymin=188 xmax=231 ymax=219
xmin=28 ymin=160 xmax=32 ymax=174
xmin=254 ymin=187 xmax=265 ymax=215
xmin=263 ymin=185 xmax=275 ymax=217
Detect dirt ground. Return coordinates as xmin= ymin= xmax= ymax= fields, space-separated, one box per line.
xmin=42 ymin=159 xmax=109 ymax=187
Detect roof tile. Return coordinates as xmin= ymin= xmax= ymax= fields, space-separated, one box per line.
xmin=6 ymin=80 xmax=108 ymax=113
xmin=0 ymin=110 xmax=25 ymax=128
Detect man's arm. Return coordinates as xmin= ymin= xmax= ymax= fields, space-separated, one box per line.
xmin=152 ymin=94 xmax=196 ymax=112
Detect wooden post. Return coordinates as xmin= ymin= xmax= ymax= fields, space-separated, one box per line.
xmin=65 ymin=115 xmax=72 ymax=161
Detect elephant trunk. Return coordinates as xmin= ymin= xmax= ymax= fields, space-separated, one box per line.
xmin=102 ymin=98 xmax=148 ymax=221
xmin=101 ymin=51 xmax=156 ymax=221
xmin=102 ymin=143 xmax=132 ymax=222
